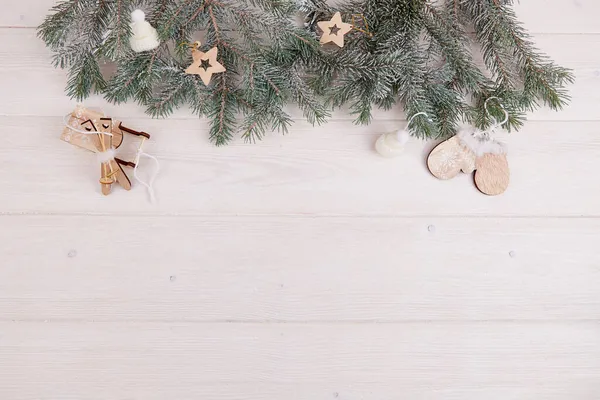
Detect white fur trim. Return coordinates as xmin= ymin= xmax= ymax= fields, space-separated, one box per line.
xmin=457 ymin=130 xmax=507 ymax=157
xmin=97 ymin=149 xmax=116 ymax=164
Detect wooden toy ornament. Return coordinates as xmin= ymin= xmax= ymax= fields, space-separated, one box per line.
xmin=97 ymin=117 xmax=132 ymax=194
xmin=185 ymin=41 xmax=226 ymax=85
xmin=427 ymin=97 xmax=511 ymax=196
xmin=62 ymin=106 xmax=159 ymax=201
xmin=62 ymin=106 xmax=123 ymax=152
xmin=317 ymin=12 xmax=353 ymax=47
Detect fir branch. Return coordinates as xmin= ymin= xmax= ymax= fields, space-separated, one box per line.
xmin=153 ymin=0 xmax=170 ymax=22
xmin=38 ymin=0 xmax=82 ymax=49
xmin=160 ymin=0 xmax=195 ymax=37
xmin=100 ymin=0 xmax=132 ymax=60
xmin=115 ymin=0 xmax=124 ymax=57
xmin=208 ymin=5 xmax=221 ymax=42
xmin=66 ymin=50 xmax=106 ymax=100
xmin=458 ymin=0 xmax=573 ymax=128
xmin=421 ymin=2 xmax=487 ymax=93
xmin=184 ymin=2 xmax=208 ymax=26
xmin=146 ymin=79 xmax=187 ymax=118
xmin=38 ymin=0 xmax=572 ymax=145
xmin=104 ymin=47 xmax=163 ymax=104
xmin=242 ymin=106 xmax=292 ymax=143
xmin=208 ymin=74 xmax=236 ymax=145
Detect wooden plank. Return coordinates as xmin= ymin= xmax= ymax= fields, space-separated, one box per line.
xmin=1 ymin=321 xmax=599 ymax=399
xmin=4 ymin=0 xmax=600 ymax=33
xmin=0 ymin=29 xmax=597 ymax=121
xmin=1 ymin=116 xmax=599 ymax=216
xmin=513 ymin=0 xmax=600 ymax=34
xmin=1 ymin=216 xmax=599 ymax=321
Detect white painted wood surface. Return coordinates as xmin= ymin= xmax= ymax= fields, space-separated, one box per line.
xmin=1 ymin=1 xmax=599 ymax=399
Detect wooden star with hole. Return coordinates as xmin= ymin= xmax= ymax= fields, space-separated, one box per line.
xmin=317 ymin=12 xmax=353 ymax=48
xmin=185 ymin=46 xmax=226 ymax=85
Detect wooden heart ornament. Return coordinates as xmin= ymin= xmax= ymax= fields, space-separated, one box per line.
xmin=427 ymin=132 xmax=510 ymax=196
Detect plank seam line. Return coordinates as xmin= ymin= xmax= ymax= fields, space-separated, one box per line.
xmin=1 ymin=213 xmax=599 ymax=219
xmin=3 ymin=115 xmax=600 ymax=124
xmin=2 ymin=26 xmax=599 ymax=36
xmin=2 ymin=319 xmax=600 ymax=324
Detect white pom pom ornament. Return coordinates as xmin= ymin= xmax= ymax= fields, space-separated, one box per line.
xmin=129 ymin=10 xmax=160 ymax=53
xmin=375 ymin=112 xmax=431 ymax=158
xmin=375 ymin=129 xmax=409 ymax=158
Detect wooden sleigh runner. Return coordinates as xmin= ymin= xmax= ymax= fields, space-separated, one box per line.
xmin=62 ymin=105 xmax=154 ymax=196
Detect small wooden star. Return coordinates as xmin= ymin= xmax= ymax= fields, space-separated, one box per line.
xmin=317 ymin=12 xmax=353 ymax=48
xmin=185 ymin=46 xmax=226 ymax=85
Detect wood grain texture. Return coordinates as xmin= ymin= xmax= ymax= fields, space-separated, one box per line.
xmin=1 ymin=1 xmax=600 ymax=399
xmin=427 ymin=136 xmax=477 ymax=180
xmin=1 ymin=321 xmax=600 ymax=400
xmin=474 ymin=153 xmax=510 ymax=196
xmin=1 ymin=117 xmax=599 ymax=216
xmin=4 ymin=0 xmax=599 ymax=33
xmin=1 ymin=216 xmax=599 ymax=322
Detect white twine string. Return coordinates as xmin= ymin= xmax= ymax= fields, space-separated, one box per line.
xmin=407 ymin=111 xmax=432 ymax=128
xmin=133 ymin=145 xmax=160 ymax=204
xmin=478 ymin=96 xmax=510 ymax=140
xmin=62 ymin=112 xmax=114 ymax=137
xmin=396 ymin=111 xmax=432 ymax=142
xmin=63 ymin=112 xmax=116 ymax=165
xmin=459 ymin=97 xmax=510 ymax=156
xmin=63 ymin=112 xmax=160 ymax=202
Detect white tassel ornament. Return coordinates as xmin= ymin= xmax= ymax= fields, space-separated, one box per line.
xmin=129 ymin=10 xmax=160 ymax=53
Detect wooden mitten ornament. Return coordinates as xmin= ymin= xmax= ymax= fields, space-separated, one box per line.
xmin=427 ymin=97 xmax=511 ymax=196
xmin=474 ymin=152 xmax=510 ymax=196
xmin=427 ymin=136 xmax=476 ymax=179
xmin=427 ymin=132 xmax=509 ymax=195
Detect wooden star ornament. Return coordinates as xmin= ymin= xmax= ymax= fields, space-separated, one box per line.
xmin=317 ymin=12 xmax=353 ymax=48
xmin=185 ymin=43 xmax=226 ymax=85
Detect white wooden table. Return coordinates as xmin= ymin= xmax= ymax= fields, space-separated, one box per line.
xmin=1 ymin=1 xmax=599 ymax=399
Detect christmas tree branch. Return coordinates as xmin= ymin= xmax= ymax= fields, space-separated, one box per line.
xmin=38 ymin=0 xmax=572 ymax=144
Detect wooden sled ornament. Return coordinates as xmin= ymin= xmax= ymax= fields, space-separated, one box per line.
xmin=61 ymin=106 xmax=153 ymax=196
xmin=96 ymin=119 xmax=133 ymax=195
xmin=95 ymin=118 xmax=151 ymax=196
xmin=63 ymin=106 xmax=124 ymax=152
